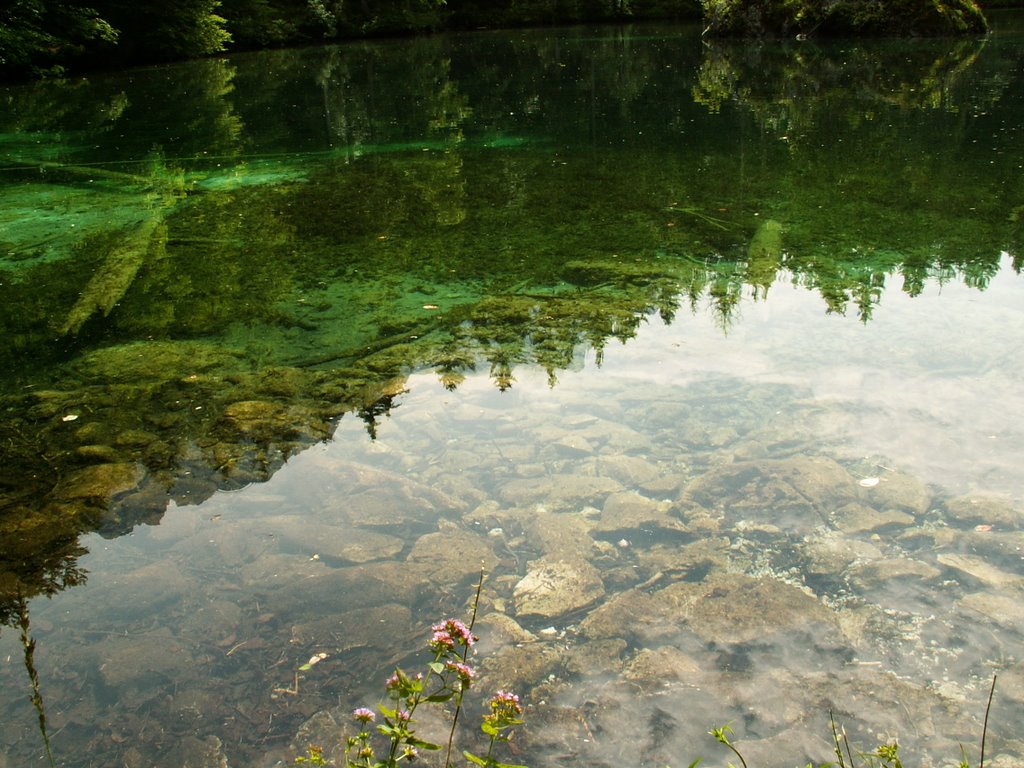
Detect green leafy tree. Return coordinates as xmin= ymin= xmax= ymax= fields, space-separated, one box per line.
xmin=0 ymin=0 xmax=230 ymax=78
xmin=90 ymin=0 xmax=231 ymax=63
xmin=0 ymin=1 xmax=117 ymax=78
xmin=218 ymin=0 xmax=314 ymax=47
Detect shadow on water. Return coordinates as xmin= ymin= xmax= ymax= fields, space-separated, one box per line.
xmin=1 ymin=19 xmax=1023 ymax=767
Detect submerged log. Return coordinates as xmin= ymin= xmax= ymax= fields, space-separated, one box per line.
xmin=59 ymin=212 xmax=166 ymax=336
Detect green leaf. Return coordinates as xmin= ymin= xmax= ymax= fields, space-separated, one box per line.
xmin=464 ymin=751 xmax=489 ymax=767
xmin=499 ymin=717 xmax=524 ymax=728
xmin=425 ymin=691 xmax=455 ymax=703
xmin=428 ymin=661 xmax=445 ymax=674
xmin=406 ymin=737 xmax=442 ymax=750
xmin=492 ymin=761 xmax=529 ymax=768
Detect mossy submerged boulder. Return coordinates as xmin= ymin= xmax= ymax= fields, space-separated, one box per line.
xmin=701 ymin=0 xmax=988 ymax=37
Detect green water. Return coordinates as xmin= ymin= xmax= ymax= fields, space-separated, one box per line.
xmin=2 ymin=17 xmax=1024 ymax=768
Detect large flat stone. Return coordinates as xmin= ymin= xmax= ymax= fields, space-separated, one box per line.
xmin=514 ymin=556 xmax=605 ymax=619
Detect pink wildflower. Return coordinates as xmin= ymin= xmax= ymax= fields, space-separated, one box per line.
xmin=430 ymin=618 xmax=475 ymax=651
xmin=445 ymin=660 xmax=476 ymax=685
xmin=353 ymin=707 xmax=375 ymax=724
xmin=429 ymin=629 xmax=455 ymax=652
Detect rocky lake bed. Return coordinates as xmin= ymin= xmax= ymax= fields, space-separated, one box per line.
xmin=5 ymin=368 xmax=1023 ymax=768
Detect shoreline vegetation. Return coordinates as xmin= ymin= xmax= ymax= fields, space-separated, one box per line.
xmin=0 ymin=0 xmax=1017 ymax=83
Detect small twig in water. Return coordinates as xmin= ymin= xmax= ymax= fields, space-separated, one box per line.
xmin=225 ymin=639 xmax=251 ymax=656
xmin=665 ymin=205 xmax=733 ymax=230
xmin=272 ymin=671 xmax=299 ymax=696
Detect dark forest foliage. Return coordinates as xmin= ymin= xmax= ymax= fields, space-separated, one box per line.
xmin=0 ymin=0 xmax=1009 ymax=80
xmin=700 ymin=0 xmax=988 ymax=37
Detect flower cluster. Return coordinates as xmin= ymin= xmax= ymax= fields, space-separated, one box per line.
xmin=353 ymin=708 xmax=375 ymax=724
xmin=487 ymin=691 xmax=523 ymax=721
xmin=429 ymin=617 xmax=476 ymax=652
xmin=481 ymin=689 xmax=525 ymax=741
xmin=321 ymin=575 xmax=527 ymax=768
xmin=446 ymin=659 xmax=476 ymax=686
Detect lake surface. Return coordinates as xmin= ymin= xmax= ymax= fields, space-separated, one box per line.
xmin=2 ymin=15 xmax=1024 ymax=768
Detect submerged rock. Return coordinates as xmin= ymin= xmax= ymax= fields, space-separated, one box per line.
xmin=958 ymin=591 xmax=1024 ymax=629
xmin=595 ymin=491 xmax=689 ymax=537
xmin=180 ymin=599 xmax=244 ymax=646
xmin=478 ymin=641 xmax=567 ymax=693
xmin=513 ymin=556 xmax=605 ymax=620
xmin=474 ymin=612 xmax=538 ymax=651
xmin=859 ymin=472 xmax=931 ymax=517
xmin=221 ymin=399 xmax=329 ymax=442
xmin=290 ymin=711 xmax=342 ymax=766
xmin=937 ymin=553 xmax=1024 ymax=589
xmin=833 ymin=501 xmax=915 ymax=535
xmin=634 ymin=537 xmax=732 ymax=581
xmin=590 ymin=454 xmax=663 ymax=487
xmin=406 ymin=526 xmax=499 ymax=582
xmin=264 ymin=518 xmax=405 ymax=563
xmin=519 ymin=508 xmax=598 ymax=560
xmin=165 ymin=735 xmax=230 ymax=768
xmin=583 ymin=571 xmax=842 ymax=649
xmin=274 ymin=561 xmax=433 ymax=616
xmin=944 ymin=494 xmax=1022 ymax=530
xmin=97 ymin=629 xmax=193 ymax=688
xmin=499 ymin=474 xmax=624 ymax=509
xmin=54 ymin=462 xmax=145 ymax=501
xmin=622 ymin=646 xmax=703 ymax=689
xmin=664 ymin=572 xmax=843 ymax=646
xmin=71 ymin=340 xmax=245 ymax=383
xmin=800 ymin=529 xmax=884 ymax=576
xmin=565 ymin=638 xmax=629 ymax=676
xmin=289 ymin=603 xmax=413 ymax=654
xmin=683 ymin=456 xmax=858 ymax=533
xmin=847 ymin=557 xmax=942 ymax=591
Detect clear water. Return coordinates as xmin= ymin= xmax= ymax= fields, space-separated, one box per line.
xmin=2 ymin=16 xmax=1024 ymax=768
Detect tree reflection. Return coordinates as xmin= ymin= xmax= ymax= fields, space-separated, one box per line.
xmin=1 ymin=550 xmax=87 ymax=767
xmin=14 ymin=595 xmax=56 ymax=768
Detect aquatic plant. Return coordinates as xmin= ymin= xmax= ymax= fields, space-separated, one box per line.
xmin=297 ymin=572 xmax=526 ymax=768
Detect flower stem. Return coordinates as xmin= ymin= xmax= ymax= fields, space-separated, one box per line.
xmin=443 ymin=568 xmax=486 ymax=767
